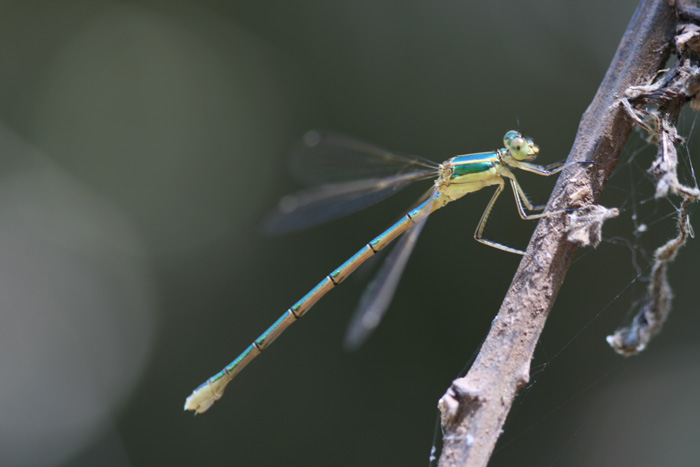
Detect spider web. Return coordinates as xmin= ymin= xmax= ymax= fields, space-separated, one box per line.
xmin=429 ymin=107 xmax=700 ymax=467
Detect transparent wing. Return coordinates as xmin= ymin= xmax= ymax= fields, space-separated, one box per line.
xmin=262 ymin=131 xmax=440 ymax=233
xmin=262 ymin=170 xmax=436 ymax=234
xmin=343 ymin=190 xmax=436 ymax=350
xmin=290 ymin=130 xmax=439 ymax=184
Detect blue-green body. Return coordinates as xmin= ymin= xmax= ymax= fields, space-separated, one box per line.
xmin=450 ymin=152 xmax=500 ymax=178
xmin=185 ymin=131 xmax=573 ymax=414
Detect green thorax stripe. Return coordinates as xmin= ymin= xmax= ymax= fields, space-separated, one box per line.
xmin=450 ymin=151 xmax=500 ymax=177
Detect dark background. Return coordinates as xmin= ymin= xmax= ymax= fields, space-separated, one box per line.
xmin=1 ymin=1 xmax=699 ymax=466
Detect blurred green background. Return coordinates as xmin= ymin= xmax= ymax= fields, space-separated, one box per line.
xmin=1 ymin=0 xmax=699 ymax=466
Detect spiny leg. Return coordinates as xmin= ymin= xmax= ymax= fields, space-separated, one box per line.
xmin=505 ymin=160 xmax=574 ymax=212
xmin=473 ymin=180 xmax=529 ymax=256
xmin=510 ymin=177 xmax=547 ymax=212
xmin=513 ymin=159 xmax=588 ymax=176
xmin=474 ymin=177 xmax=573 ymax=258
xmin=507 ymin=159 xmax=593 ymax=216
xmin=508 ymin=177 xmax=572 ymax=221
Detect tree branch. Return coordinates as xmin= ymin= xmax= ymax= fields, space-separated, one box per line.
xmin=437 ymin=0 xmax=680 ymax=465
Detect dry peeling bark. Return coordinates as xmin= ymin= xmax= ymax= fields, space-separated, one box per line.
xmin=436 ymin=0 xmax=689 ymax=465
xmin=607 ymin=21 xmax=700 ymax=356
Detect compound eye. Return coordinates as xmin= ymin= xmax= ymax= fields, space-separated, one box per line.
xmin=509 ymin=135 xmax=539 ymax=160
xmin=503 ymin=130 xmax=521 ymax=148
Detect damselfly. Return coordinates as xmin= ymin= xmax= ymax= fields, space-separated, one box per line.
xmin=185 ymin=130 xmax=577 ymax=413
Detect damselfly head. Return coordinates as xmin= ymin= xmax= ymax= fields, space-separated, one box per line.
xmin=504 ymin=130 xmax=539 ymax=161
